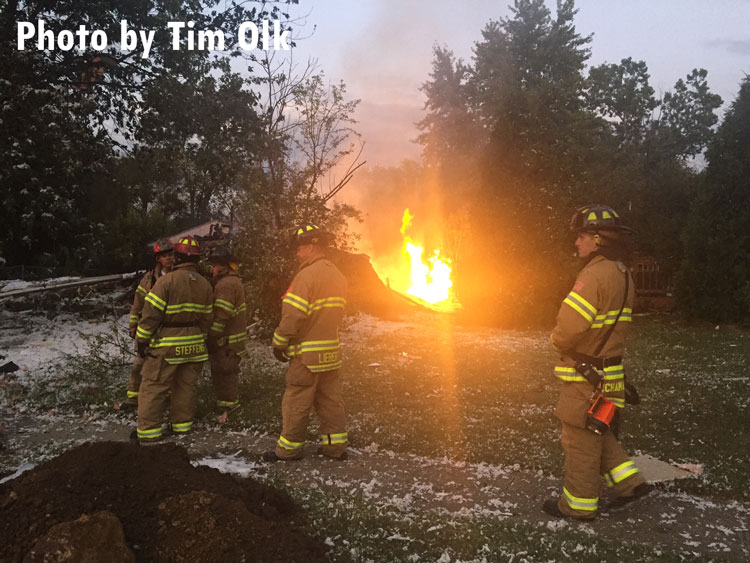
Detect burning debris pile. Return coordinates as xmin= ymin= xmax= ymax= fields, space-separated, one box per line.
xmin=362 ymin=208 xmax=461 ymax=313
xmin=0 ymin=441 xmax=327 ymax=562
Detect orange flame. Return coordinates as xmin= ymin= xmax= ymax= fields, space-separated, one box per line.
xmin=399 ymin=209 xmax=460 ymax=311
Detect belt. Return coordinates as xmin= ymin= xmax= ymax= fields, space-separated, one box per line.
xmin=160 ymin=321 xmax=196 ymax=328
xmin=569 ymin=351 xmax=622 ymax=369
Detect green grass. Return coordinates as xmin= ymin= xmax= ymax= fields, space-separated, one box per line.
xmin=9 ymin=312 xmax=749 ymax=561
xmin=271 ymin=482 xmax=709 ymax=563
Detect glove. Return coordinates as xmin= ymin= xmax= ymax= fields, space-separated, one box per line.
xmin=136 ymin=340 xmax=148 ymax=359
xmin=129 ymin=327 xmax=137 ymax=339
xmin=273 ymin=347 xmax=290 ymax=363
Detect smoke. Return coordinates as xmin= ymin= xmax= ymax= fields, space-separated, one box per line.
xmin=291 ymin=0 xmax=510 ymax=166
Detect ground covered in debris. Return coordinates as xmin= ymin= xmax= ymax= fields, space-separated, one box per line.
xmin=0 ymin=440 xmax=327 ymax=563
xmin=2 ymin=279 xmax=750 ymax=561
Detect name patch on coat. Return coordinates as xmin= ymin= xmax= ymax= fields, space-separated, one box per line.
xmin=175 ymin=343 xmax=206 ymax=355
xmin=318 ymin=351 xmax=339 ymax=364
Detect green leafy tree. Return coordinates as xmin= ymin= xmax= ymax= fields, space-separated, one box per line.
xmin=0 ymin=1 xmax=295 ymax=270
xmin=440 ymin=0 xmax=595 ymax=326
xmin=232 ymin=55 xmax=363 ymax=329
xmin=586 ymin=57 xmax=657 ymax=146
xmin=676 ymin=77 xmax=750 ymax=324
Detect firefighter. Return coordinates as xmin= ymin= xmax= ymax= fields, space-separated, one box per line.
xmin=264 ymin=224 xmax=348 ymax=462
xmin=134 ymin=236 xmax=213 ymax=444
xmin=124 ymin=238 xmax=174 ymax=409
xmin=206 ymin=245 xmax=248 ymax=415
xmin=543 ymin=205 xmax=653 ymax=519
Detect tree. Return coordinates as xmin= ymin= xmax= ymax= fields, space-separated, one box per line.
xmin=416 ymin=46 xmax=484 ymax=167
xmin=444 ymin=0 xmax=595 ymax=326
xmin=231 ymin=53 xmax=363 ymax=330
xmin=586 ymin=57 xmax=657 ymax=146
xmin=676 ymin=77 xmax=750 ymax=324
xmin=0 ymin=1 xmax=292 ymax=269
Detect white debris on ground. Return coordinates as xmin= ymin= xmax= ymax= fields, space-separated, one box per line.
xmin=0 ymin=309 xmax=130 ymax=379
xmin=2 ymin=303 xmax=750 ymax=561
xmin=192 ymin=452 xmax=264 ymax=477
xmin=631 ymin=454 xmax=697 ymax=482
xmin=0 ymin=276 xmax=82 ymax=293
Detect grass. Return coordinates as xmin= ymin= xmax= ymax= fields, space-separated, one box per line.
xmin=222 ymin=312 xmax=749 ymax=561
xmin=7 ymin=312 xmax=749 ymax=561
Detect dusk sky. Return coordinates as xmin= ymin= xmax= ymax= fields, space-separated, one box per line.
xmin=285 ymin=0 xmax=750 ymax=166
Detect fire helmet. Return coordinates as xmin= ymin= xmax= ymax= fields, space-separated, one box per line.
xmin=206 ymin=245 xmax=237 ymax=265
xmin=570 ymin=205 xmax=633 ymax=234
xmin=153 ymin=238 xmax=174 ymax=255
xmin=174 ymin=236 xmax=202 ymax=257
xmin=292 ymin=224 xmax=328 ymax=247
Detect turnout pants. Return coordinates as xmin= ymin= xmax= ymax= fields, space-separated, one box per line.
xmin=275 ymin=359 xmax=348 ymax=460
xmin=209 ymin=347 xmax=241 ymax=407
xmin=127 ymin=338 xmax=145 ymax=402
xmin=137 ymin=356 xmax=203 ymax=440
xmin=558 ymin=421 xmax=645 ymax=518
xmin=127 ymin=353 xmax=145 ymax=402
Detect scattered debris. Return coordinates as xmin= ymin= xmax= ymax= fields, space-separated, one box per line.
xmin=632 ymin=454 xmax=697 ymax=482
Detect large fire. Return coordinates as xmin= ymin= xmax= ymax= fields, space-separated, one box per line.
xmin=397 ymin=209 xmax=460 ymax=311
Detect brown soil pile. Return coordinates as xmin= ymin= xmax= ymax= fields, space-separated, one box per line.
xmin=0 ymin=441 xmax=328 ymax=562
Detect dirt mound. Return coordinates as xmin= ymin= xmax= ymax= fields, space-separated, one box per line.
xmin=0 ymin=441 xmax=328 ymax=562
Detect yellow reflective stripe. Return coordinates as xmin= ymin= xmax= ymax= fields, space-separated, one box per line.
xmin=171 ymin=421 xmax=192 ymax=433
xmin=237 ymin=349 xmax=248 ymax=357
xmin=297 ymin=339 xmax=340 ymax=353
xmin=151 ymin=334 xmax=206 ymax=347
xmin=165 ymin=354 xmax=209 ymax=364
xmin=604 ymin=473 xmax=615 ymax=488
xmin=145 ymin=292 xmax=167 ymax=311
xmin=127 ymin=390 xmax=139 ymax=398
xmin=602 ymin=366 xmax=624 ymax=380
xmin=563 ymin=291 xmax=597 ymax=323
xmin=320 ymin=432 xmax=348 ymax=445
xmin=165 ymin=302 xmax=212 ymax=314
xmin=137 ymin=427 xmax=162 ymax=439
xmin=278 ymin=435 xmax=304 ymax=450
xmin=309 ymin=360 xmax=342 ymax=372
xmin=217 ymin=400 xmax=239 ymax=407
xmin=554 ymin=366 xmax=586 ymax=382
xmin=283 ymin=292 xmax=311 ymax=314
xmin=591 ymin=307 xmax=633 ymax=328
xmin=608 ymin=397 xmax=625 ymax=408
xmin=562 ymin=487 xmax=598 ymax=512
xmin=136 ymin=326 xmax=153 ymax=339
xmin=592 ymin=308 xmax=633 ymax=328
xmin=272 ymin=332 xmax=289 ymax=347
xmin=136 ymin=285 xmax=147 ymax=297
xmin=608 ymin=460 xmax=639 ymax=483
xmin=210 ymin=321 xmax=225 ymax=333
xmin=129 ymin=314 xmax=139 ymax=323
xmin=214 ymin=298 xmax=235 ymax=314
xmin=228 ymin=332 xmax=247 ymax=344
xmin=309 ymin=296 xmax=347 ymax=312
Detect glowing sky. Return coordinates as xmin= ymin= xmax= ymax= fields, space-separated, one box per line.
xmin=287 ymin=0 xmax=750 ymax=165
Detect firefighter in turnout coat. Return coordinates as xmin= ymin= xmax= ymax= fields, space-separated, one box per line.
xmin=543 ymin=205 xmax=652 ymax=519
xmin=264 ymin=224 xmax=348 ymax=462
xmin=124 ymin=238 xmax=174 ymax=408
xmin=135 ymin=236 xmax=213 ymax=443
xmin=206 ymin=246 xmax=248 ymax=413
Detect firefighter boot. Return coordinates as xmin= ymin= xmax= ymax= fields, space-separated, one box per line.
xmin=316 ymin=447 xmax=348 ymax=461
xmin=542 ymin=499 xmax=567 ymax=518
xmin=608 ymin=482 xmax=654 ymax=509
